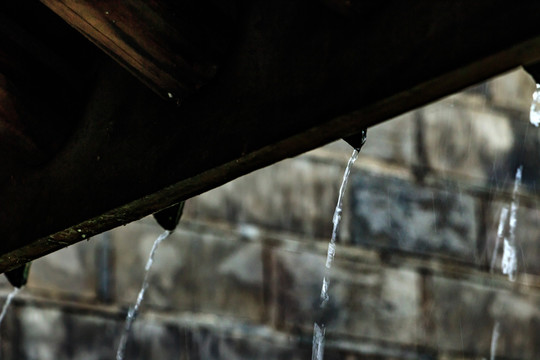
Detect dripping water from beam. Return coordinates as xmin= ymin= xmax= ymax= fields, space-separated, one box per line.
xmin=116 ymin=230 xmax=171 ymax=360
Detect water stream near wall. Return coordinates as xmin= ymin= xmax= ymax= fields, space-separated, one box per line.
xmin=530 ymin=83 xmax=540 ymax=127
xmin=311 ymin=148 xmax=360 ymax=360
xmin=0 ymin=73 xmax=537 ymax=359
xmin=501 ymin=165 xmax=522 ymax=282
xmin=488 ymin=165 xmax=522 ymax=360
xmin=489 ymin=321 xmax=500 ymax=360
xmin=0 ymin=287 xmax=19 ymax=327
xmin=116 ymin=230 xmax=171 ymax=360
xmin=0 ymin=287 xmax=20 ymax=359
xmin=488 ymin=80 xmax=540 ymax=360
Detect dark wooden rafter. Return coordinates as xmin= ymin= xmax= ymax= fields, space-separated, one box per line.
xmin=39 ymin=0 xmax=236 ymax=100
xmin=1 ymin=0 xmax=540 ymax=272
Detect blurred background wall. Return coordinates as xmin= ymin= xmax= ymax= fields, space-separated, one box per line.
xmin=0 ymin=68 xmax=538 ymax=359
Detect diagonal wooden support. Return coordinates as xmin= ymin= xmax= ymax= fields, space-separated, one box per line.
xmin=1 ymin=0 xmax=540 ymax=272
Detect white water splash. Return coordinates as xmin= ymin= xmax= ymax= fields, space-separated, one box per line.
xmin=530 ymin=84 xmax=540 ymax=127
xmin=0 ymin=287 xmax=20 ymax=359
xmin=116 ymin=230 xmax=170 ymax=360
xmin=311 ymin=149 xmax=359 ymax=360
xmin=490 ymin=321 xmax=500 ymax=360
xmin=501 ymin=166 xmax=522 ymax=282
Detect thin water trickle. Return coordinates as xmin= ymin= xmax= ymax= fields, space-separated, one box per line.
xmin=530 ymin=83 xmax=540 ymax=127
xmin=0 ymin=287 xmax=19 ymax=326
xmin=489 ymin=321 xmax=500 ymax=360
xmin=0 ymin=287 xmax=20 ymax=359
xmin=501 ymin=166 xmax=522 ymax=282
xmin=490 ymin=206 xmax=508 ymax=273
xmin=116 ymin=230 xmax=170 ymax=360
xmin=311 ymin=148 xmax=359 ymax=360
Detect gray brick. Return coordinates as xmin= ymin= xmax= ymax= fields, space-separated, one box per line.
xmin=17 ymin=307 xmax=68 ymax=360
xmin=421 ymin=100 xmax=514 ymax=184
xmin=11 ymin=304 xmax=181 ymax=360
xmin=319 ymin=112 xmax=416 ymax=167
xmin=350 ymin=172 xmax=479 ymax=261
xmin=360 ymin=112 xmax=416 ymax=166
xmin=26 ymin=237 xmax=101 ymax=299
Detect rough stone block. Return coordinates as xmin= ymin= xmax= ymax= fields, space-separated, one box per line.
xmin=359 ymin=112 xmax=416 ymax=166
xmin=421 ymin=100 xmax=514 ymax=184
xmin=9 ymin=304 xmax=181 ymax=360
xmin=488 ymin=68 xmax=536 ymax=113
xmin=15 ymin=306 xmax=68 ymax=360
xmin=350 ymin=172 xmax=479 ymax=261
xmin=316 ymin=111 xmax=416 ymax=167
xmin=273 ymin=246 xmax=421 ymax=346
xmin=485 ymin=200 xmax=540 ymax=278
xmin=4 ymin=300 xmax=395 ymax=360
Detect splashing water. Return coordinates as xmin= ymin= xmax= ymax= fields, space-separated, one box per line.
xmin=530 ymin=84 xmax=540 ymax=127
xmin=116 ymin=230 xmax=170 ymax=360
xmin=489 ymin=321 xmax=500 ymax=360
xmin=311 ymin=149 xmax=359 ymax=360
xmin=501 ymin=166 xmax=522 ymax=282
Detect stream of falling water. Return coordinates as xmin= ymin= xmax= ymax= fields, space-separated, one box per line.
xmin=501 ymin=165 xmax=522 ymax=282
xmin=489 ymin=321 xmax=500 ymax=360
xmin=116 ymin=230 xmax=171 ymax=360
xmin=0 ymin=287 xmax=20 ymax=359
xmin=311 ymin=148 xmax=359 ymax=360
xmin=530 ymin=83 xmax=540 ymax=127
xmin=488 ymin=148 xmax=523 ymax=360
xmin=0 ymin=287 xmax=19 ymax=327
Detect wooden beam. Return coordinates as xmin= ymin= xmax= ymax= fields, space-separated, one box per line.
xmin=1 ymin=0 xmax=540 ymax=271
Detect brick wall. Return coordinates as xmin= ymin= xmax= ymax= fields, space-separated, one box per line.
xmin=0 ymin=68 xmax=538 ymax=359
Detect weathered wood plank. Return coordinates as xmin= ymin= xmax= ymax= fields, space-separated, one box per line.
xmin=1 ymin=0 xmax=540 ymax=271
xmin=39 ymin=0 xmax=236 ymax=100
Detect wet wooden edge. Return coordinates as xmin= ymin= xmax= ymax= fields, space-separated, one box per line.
xmin=1 ymin=35 xmax=540 ymax=273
